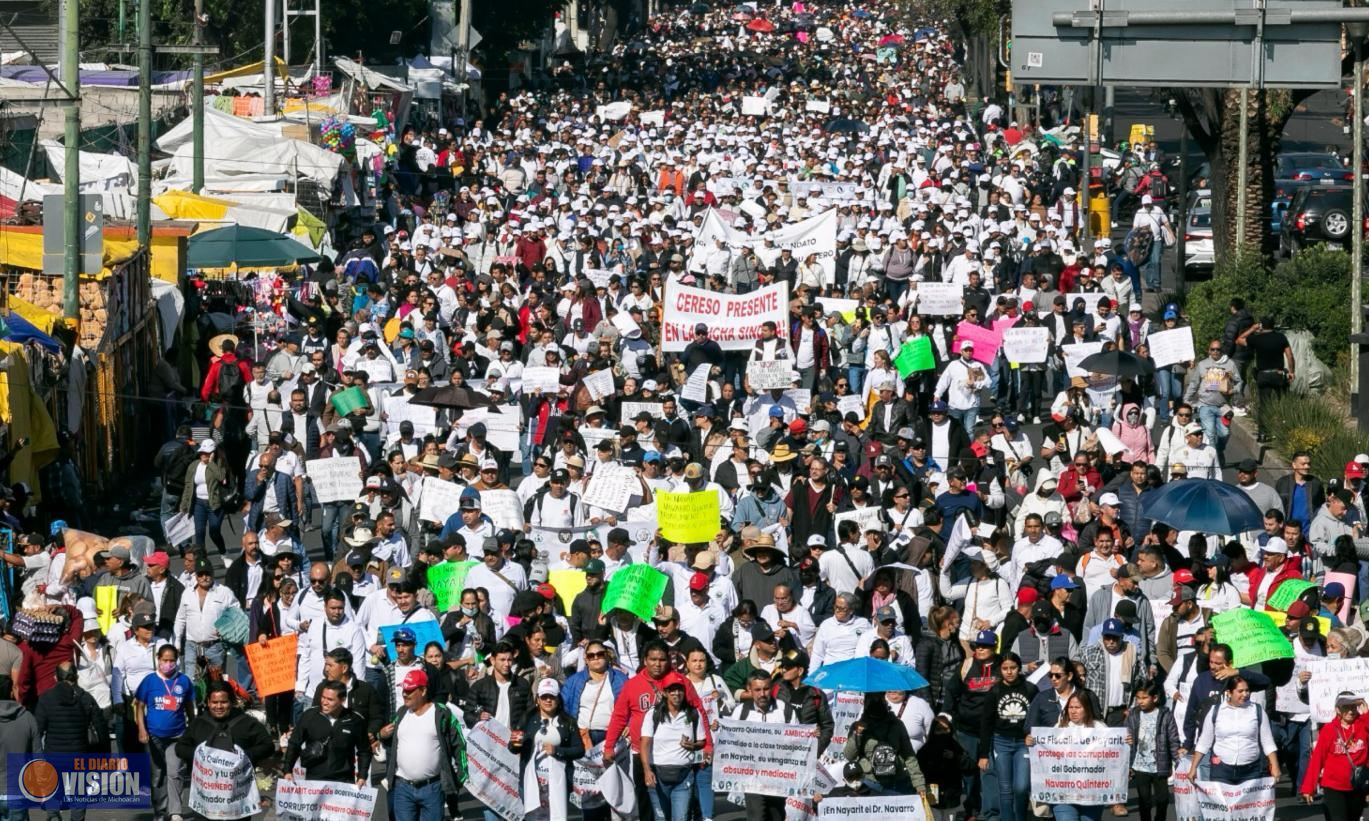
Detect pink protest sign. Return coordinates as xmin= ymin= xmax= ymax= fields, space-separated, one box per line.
xmin=954 ymin=321 xmax=1003 ymax=366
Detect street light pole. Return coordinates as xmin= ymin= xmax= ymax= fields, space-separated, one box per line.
xmin=1351 ymin=25 xmax=1366 ymax=405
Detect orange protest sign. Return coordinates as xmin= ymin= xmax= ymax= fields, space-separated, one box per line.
xmin=244 ymin=634 xmax=298 ymax=696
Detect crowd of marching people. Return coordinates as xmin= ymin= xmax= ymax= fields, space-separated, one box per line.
xmin=2 ymin=0 xmax=1363 ymax=821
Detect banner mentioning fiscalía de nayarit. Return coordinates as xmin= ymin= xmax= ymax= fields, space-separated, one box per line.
xmin=1028 ymin=727 xmax=1130 ymax=806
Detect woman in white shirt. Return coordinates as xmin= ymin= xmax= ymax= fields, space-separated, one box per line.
xmin=886 ymin=690 xmax=937 ymax=752
xmin=1187 ymin=675 xmax=1281 ymax=785
xmin=640 ymin=674 xmax=710 ymax=821
xmin=1037 ymin=693 xmax=1110 ymax=821
xmin=1195 ymin=563 xmax=1244 ymax=616
xmin=75 ymin=615 xmax=114 ymax=715
xmin=684 ymin=648 xmax=730 ymax=821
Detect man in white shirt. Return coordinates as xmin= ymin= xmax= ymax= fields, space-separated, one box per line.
xmin=173 ymin=556 xmax=239 ymax=675
xmin=819 ymin=525 xmax=874 ymax=595
xmin=294 ymin=589 xmax=368 ymax=715
xmin=934 ymin=340 xmax=986 ymax=433
xmin=675 ymin=573 xmax=725 ymax=661
xmin=810 ymin=593 xmax=871 ymax=670
xmin=761 ymin=584 xmax=816 ymax=648
xmin=464 ymin=546 xmax=528 ymax=627
xmin=854 ymin=605 xmax=917 ymax=666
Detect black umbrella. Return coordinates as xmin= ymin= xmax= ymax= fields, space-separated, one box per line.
xmin=409 ymin=385 xmax=497 ymax=411
xmin=823 ymin=117 xmax=870 ymax=134
xmin=1078 ymin=350 xmax=1152 ymax=379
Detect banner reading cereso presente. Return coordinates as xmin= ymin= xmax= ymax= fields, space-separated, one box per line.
xmin=662 ymin=282 xmax=790 ymax=352
xmin=1028 ymin=727 xmax=1130 ymax=806
xmin=712 ymin=718 xmax=818 ymax=797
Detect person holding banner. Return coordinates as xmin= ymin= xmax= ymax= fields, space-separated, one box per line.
xmin=1041 ymin=693 xmax=1111 ymax=821
xmin=1187 ymin=675 xmax=1281 ymax=785
xmin=1301 ymin=691 xmax=1369 ymax=820
xmin=515 ymin=678 xmax=585 ymax=821
xmin=176 ymin=681 xmax=275 ymax=820
xmin=845 ymin=689 xmax=927 ymax=795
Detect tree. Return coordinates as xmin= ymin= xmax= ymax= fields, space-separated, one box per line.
xmin=922 ymin=0 xmax=1006 ymax=100
xmin=1174 ymin=87 xmax=1317 ymax=257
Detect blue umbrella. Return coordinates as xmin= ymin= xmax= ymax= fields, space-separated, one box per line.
xmin=1140 ymin=478 xmax=1263 ymax=535
xmin=803 ymin=656 xmax=929 ymax=692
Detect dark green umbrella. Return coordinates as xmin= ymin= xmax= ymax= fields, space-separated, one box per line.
xmin=188 ymin=224 xmax=323 ymax=269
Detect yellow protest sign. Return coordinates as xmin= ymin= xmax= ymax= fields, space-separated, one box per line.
xmin=1278 ymin=610 xmax=1333 ymax=638
xmin=655 ymin=489 xmax=721 ymax=544
xmin=95 ymin=586 xmax=118 ymax=635
xmin=548 ymin=569 xmax=588 ymax=615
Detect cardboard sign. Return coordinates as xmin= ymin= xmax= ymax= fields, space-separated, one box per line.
xmin=1001 ymin=326 xmax=1051 ymax=365
xmin=655 ymin=489 xmax=721 ymax=543
xmin=243 ymin=634 xmax=298 ymax=696
xmin=599 ymin=564 xmax=669 ymax=622
xmin=306 ymin=457 xmax=364 ymax=505
xmin=1147 ymin=326 xmax=1195 ymax=369
xmin=1028 ymin=727 xmax=1130 ymax=806
xmin=1211 ymin=608 xmax=1293 ymax=668
xmin=712 ymin=718 xmax=819 ymax=798
xmin=662 ymin=282 xmax=790 ymax=352
xmin=915 ymin=282 xmax=964 ymax=316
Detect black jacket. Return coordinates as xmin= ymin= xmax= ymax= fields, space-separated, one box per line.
xmin=284 ymin=705 xmax=373 ymax=781
xmin=224 ymin=555 xmax=269 ymax=609
xmin=773 ymin=679 xmax=834 ymax=749
xmin=35 ymin=682 xmax=106 ymax=752
xmin=569 ymin=586 xmax=608 ymax=645
xmin=155 ymin=576 xmax=185 ymax=640
xmin=175 ymin=710 xmax=275 ymax=767
xmin=464 ymin=673 xmax=533 ymax=730
xmin=516 ymin=709 xmax=585 ymax=784
xmin=312 ymin=676 xmax=384 ymax=736
xmin=440 ymin=609 xmax=497 ymax=656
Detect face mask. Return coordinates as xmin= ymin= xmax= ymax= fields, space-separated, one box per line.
xmin=160 ymin=662 xmax=178 ymax=676
xmin=461 ymin=606 xmax=478 ymax=617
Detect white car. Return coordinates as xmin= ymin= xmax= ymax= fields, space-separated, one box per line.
xmin=1183 ymin=207 xmax=1214 ymax=275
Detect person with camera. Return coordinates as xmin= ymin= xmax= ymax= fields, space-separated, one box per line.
xmin=1301 ymin=691 xmax=1369 ymax=821
xmin=284 ymin=679 xmax=372 ymax=786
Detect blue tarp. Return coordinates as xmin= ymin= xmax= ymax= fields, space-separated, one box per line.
xmin=0 ymin=66 xmax=192 ymax=86
xmin=3 ymin=313 xmax=60 ymax=353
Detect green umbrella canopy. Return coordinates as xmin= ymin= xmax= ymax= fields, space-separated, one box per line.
xmin=187 ymin=224 xmax=323 ymax=269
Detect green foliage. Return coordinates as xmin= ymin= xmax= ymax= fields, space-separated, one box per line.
xmin=1258 ymin=392 xmax=1369 ymax=479
xmin=922 ymin=0 xmax=1004 ymax=36
xmin=1180 ymin=246 xmax=1351 ymax=365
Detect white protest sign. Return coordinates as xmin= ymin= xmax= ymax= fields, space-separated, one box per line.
xmin=639 ymin=110 xmax=665 ymax=127
xmin=712 ymin=718 xmax=818 ymax=797
xmin=1182 ymin=776 xmax=1276 ymax=821
xmin=419 ymin=476 xmax=464 ymax=524
xmin=480 ymin=488 xmax=525 ymax=532
xmin=816 ymin=296 xmax=859 ymax=321
xmin=805 ymin=99 xmax=831 ymax=114
xmin=819 ymin=795 xmax=927 ymax=821
xmin=620 ymin=401 xmax=664 ymax=426
xmin=915 ymin=282 xmax=965 ymax=316
xmin=583 ymin=369 xmax=616 ymax=401
xmin=760 ymin=209 xmax=838 ymax=282
xmin=571 ymin=741 xmax=632 ymax=810
xmin=355 ymin=358 xmax=394 ymax=384
xmin=748 ymin=359 xmax=796 ymax=390
xmin=834 ymin=506 xmax=885 ymax=534
xmin=1306 ymin=657 xmax=1369 ymax=723
xmin=579 ymin=426 xmax=618 ymax=451
xmin=385 ymin=395 xmax=439 ymax=437
xmin=584 ymin=268 xmax=616 ymax=289
xmin=595 ymin=101 xmax=631 ymax=121
xmin=521 ymin=366 xmax=562 ymax=395
xmin=188 ymin=744 xmax=260 ymax=820
xmin=164 ymin=512 xmax=195 ymax=548
xmin=1028 ymin=727 xmax=1130 ymax=805
xmin=789 ymin=181 xmax=863 ymax=202
xmin=663 ymin=282 xmax=790 ymax=352
xmin=306 ymin=457 xmax=364 ymax=504
xmin=460 ymin=408 xmax=521 ymax=453
xmin=784 ymin=389 xmax=812 ymax=415
xmin=467 ymin=720 xmax=525 ymax=821
xmin=682 ymin=363 xmax=711 ymax=403
xmin=1093 ymin=427 xmax=1128 ymax=456
xmin=837 ymin=394 xmax=865 ymax=421
xmin=275 ymin=779 xmax=378 ymax=821
xmin=1062 ymin=342 xmax=1105 ymax=378
xmin=582 ymin=464 xmax=639 ymax=514
xmin=1001 ymin=326 xmax=1051 ymax=364
xmin=742 ymin=96 xmax=768 ymax=116
xmin=611 ymin=312 xmax=641 ymax=338
xmin=1149 ymin=326 xmax=1196 ymax=369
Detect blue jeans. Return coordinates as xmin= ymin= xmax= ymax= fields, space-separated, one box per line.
xmin=191 ymin=497 xmax=226 ymax=554
xmin=1274 ymin=716 xmax=1313 ymax=792
xmin=649 ymin=768 xmax=695 ymax=821
xmin=1052 ymin=805 xmax=1104 ymax=821
xmin=957 ymin=729 xmax=1000 ymax=818
xmin=993 ymin=736 xmax=1030 ymax=821
xmin=1144 ymin=241 xmax=1162 ymax=289
xmin=320 ymin=501 xmax=348 ymax=561
xmin=693 ymin=762 xmax=715 ymax=820
xmin=391 ymin=777 xmax=444 ymax=821
xmin=948 ymin=407 xmax=979 ymax=437
xmin=184 ymin=638 xmax=226 ymax=678
xmin=848 ymin=365 xmax=866 ymax=396
xmin=1154 ymin=368 xmax=1182 ymax=422
xmin=1210 ymin=758 xmax=1265 ymax=785
xmin=1197 ymin=404 xmax=1230 ymax=454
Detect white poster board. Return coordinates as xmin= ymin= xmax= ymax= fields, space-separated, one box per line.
xmin=1000 ymin=326 xmax=1051 ymax=364
xmin=915 ymin=282 xmax=964 ymax=316
xmin=712 ymin=718 xmax=818 ymax=798
xmin=418 ymin=476 xmax=464 ymax=524
xmin=466 ymin=720 xmax=524 ymax=821
xmin=1028 ymin=727 xmax=1130 ymax=806
xmin=306 ymin=456 xmax=364 ymax=504
xmin=1148 ymin=326 xmax=1196 ymax=369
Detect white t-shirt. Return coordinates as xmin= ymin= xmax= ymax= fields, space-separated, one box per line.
xmin=577 ymin=675 xmax=615 ymax=731
xmin=395 ymin=707 xmax=442 ymax=781
xmin=640 ymin=707 xmax=704 ymax=766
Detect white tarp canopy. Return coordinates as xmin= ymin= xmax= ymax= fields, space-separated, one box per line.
xmin=157 ymin=107 xmax=345 ymax=189
xmin=334 ymin=56 xmax=412 ymax=91
xmin=41 ymin=141 xmax=137 ymax=191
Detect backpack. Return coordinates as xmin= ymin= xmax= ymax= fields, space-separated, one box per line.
xmin=215 ymin=360 xmax=245 ymax=403
xmin=1019 ymin=558 xmax=1059 ymax=600
xmin=163 ymin=445 xmax=197 ymax=496
xmin=1148 ymin=173 xmax=1168 ymax=200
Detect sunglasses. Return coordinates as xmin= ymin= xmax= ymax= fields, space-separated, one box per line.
xmin=1048 ymin=672 xmax=1065 ymax=679
xmin=585 ymin=651 xmax=606 ymax=660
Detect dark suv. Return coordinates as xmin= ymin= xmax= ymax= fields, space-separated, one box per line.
xmin=1279 ymin=185 xmax=1367 ymax=257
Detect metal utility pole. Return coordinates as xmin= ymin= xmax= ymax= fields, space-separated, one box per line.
xmin=457 ymin=0 xmax=471 ymax=122
xmin=136 ymin=0 xmax=151 ymax=246
xmin=60 ymin=0 xmax=79 ymax=320
xmin=192 ymin=0 xmax=205 ymax=192
xmin=1081 ymin=94 xmax=1092 ymax=246
xmin=1235 ymin=86 xmax=1249 ymax=252
xmin=1177 ymin=127 xmax=1189 ymax=294
xmin=263 ymin=0 xmax=276 ymax=114
xmin=1352 ymin=27 xmax=1366 ymax=401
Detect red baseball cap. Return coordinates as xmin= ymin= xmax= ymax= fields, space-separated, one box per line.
xmin=688 ymin=572 xmax=710 ymax=592
xmin=1016 ymin=587 xmax=1040 ymax=605
xmin=1172 ymin=569 xmax=1196 ymax=585
xmin=789 ymin=419 xmax=808 ymax=435
xmin=401 ymin=669 xmax=429 ymax=691
xmin=1347 ymin=461 xmax=1367 ymax=480
xmin=535 ymin=582 xmax=557 ymax=600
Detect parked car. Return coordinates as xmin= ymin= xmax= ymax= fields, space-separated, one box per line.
xmin=1275 ymin=151 xmax=1353 ymax=182
xmin=1183 ymin=207 xmax=1214 ymax=276
xmin=1278 ymin=185 xmax=1367 ymax=256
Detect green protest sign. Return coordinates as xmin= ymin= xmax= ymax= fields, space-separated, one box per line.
xmin=1265 ymin=579 xmax=1316 ymax=613
xmin=1212 ymin=608 xmax=1293 ymax=668
xmin=426 ymin=560 xmax=477 ymax=612
xmin=894 ymin=337 xmax=935 ymax=378
xmin=600 ymin=564 xmax=669 ymax=623
xmin=330 ymin=385 xmax=369 ymax=416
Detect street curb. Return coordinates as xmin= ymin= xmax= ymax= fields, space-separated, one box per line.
xmin=1231 ymin=413 xmax=1290 ymax=472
